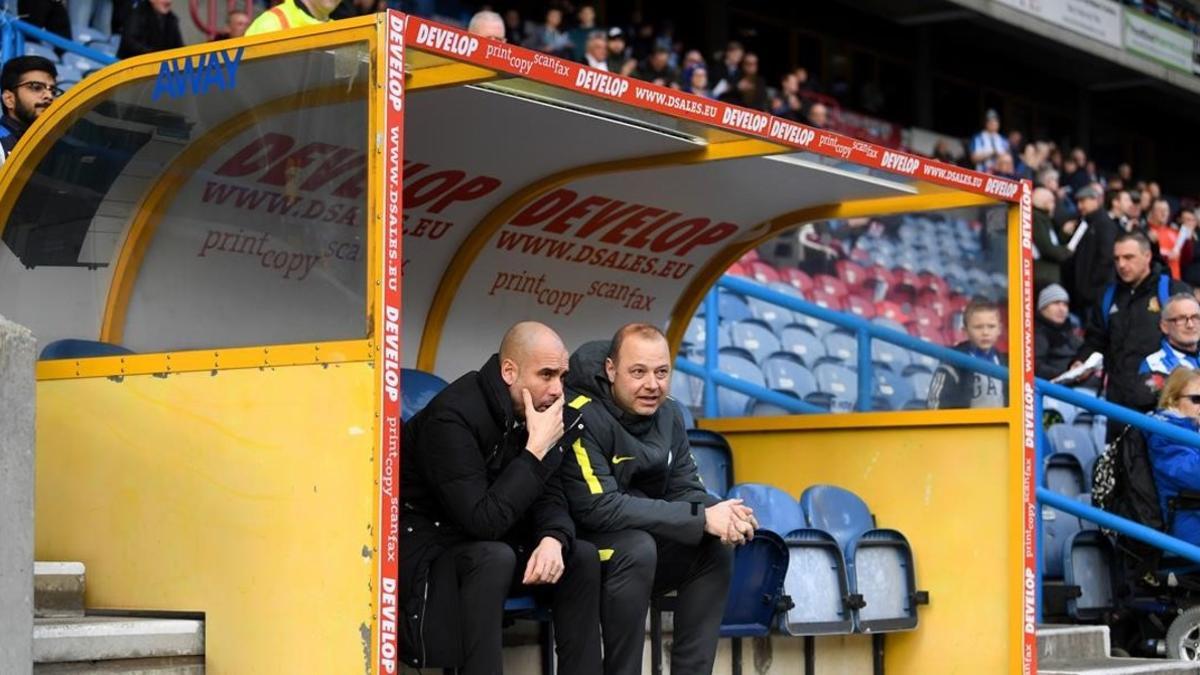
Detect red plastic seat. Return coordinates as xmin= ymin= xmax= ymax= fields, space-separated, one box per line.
xmin=739 ymin=249 xmax=760 ymax=264
xmin=811 ymin=289 xmax=845 ymax=311
xmin=813 ymin=274 xmax=850 ymax=298
xmin=913 ymin=324 xmax=946 ymax=345
xmin=747 ymin=261 xmax=782 ymax=284
xmin=835 ymin=260 xmax=868 ymax=288
xmin=875 ymin=300 xmax=909 ymax=324
xmin=844 ymin=295 xmax=876 ymax=319
xmin=909 ymin=306 xmax=941 ymax=330
xmin=782 ymin=268 xmax=814 ymax=295
xmin=918 ymin=273 xmax=949 ymax=297
xmin=727 ymin=262 xmax=749 ymax=277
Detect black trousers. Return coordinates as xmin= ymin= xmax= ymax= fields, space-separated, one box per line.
xmin=583 ymin=529 xmax=733 ymax=675
xmin=423 ymin=539 xmax=602 ymax=675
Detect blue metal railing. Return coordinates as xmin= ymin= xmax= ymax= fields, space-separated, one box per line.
xmin=0 ymin=15 xmax=117 ymax=70
xmin=677 ymin=273 xmax=1200 ymax=618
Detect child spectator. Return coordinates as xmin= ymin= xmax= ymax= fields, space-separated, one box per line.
xmin=928 ymin=298 xmax=1008 ymax=409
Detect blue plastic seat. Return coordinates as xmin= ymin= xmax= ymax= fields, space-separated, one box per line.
xmin=747 ymin=393 xmax=805 ymax=417
xmin=822 ymin=331 xmax=857 ymax=363
xmin=905 ymin=369 xmax=933 ymax=403
xmin=39 ymin=339 xmax=133 ymax=360
xmin=747 ymin=297 xmax=792 ymax=335
xmin=762 ymin=352 xmax=817 ymax=399
xmin=801 ymin=485 xmax=922 ymax=632
xmin=813 ymin=363 xmax=857 ymax=413
xmin=400 ymin=369 xmax=450 ymax=422
xmin=874 ymin=369 xmax=914 ymax=412
xmin=670 ymin=367 xmax=702 ymax=408
xmin=728 ymin=483 xmax=804 ymax=536
xmin=727 ymin=319 xmax=781 ymax=363
xmin=871 ymin=339 xmax=911 ymax=372
xmin=1047 ymin=424 xmax=1096 ymax=467
xmin=683 ymin=316 xmax=707 ymax=348
xmin=1041 ymin=506 xmax=1080 ymax=579
xmin=780 ymin=325 xmax=827 ymax=367
xmin=23 ymin=42 xmax=59 ymax=62
xmin=717 ymin=290 xmax=753 ymax=322
xmin=687 ymin=429 xmax=733 ymax=498
xmin=1044 ymin=453 xmax=1085 ymax=498
xmin=714 ymin=347 xmax=767 ymax=417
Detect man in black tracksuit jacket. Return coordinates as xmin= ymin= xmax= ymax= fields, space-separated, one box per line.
xmin=560 ymin=325 xmax=758 ymax=675
xmin=400 ymin=322 xmax=602 ymax=674
xmin=1075 ymin=231 xmax=1190 ymax=438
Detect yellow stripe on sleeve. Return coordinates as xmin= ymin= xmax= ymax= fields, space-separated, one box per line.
xmin=568 ymin=394 xmax=591 ymax=409
xmin=598 ymin=548 xmax=614 ymax=562
xmin=572 ymin=438 xmax=603 ymax=494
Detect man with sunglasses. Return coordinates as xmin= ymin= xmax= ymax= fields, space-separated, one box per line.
xmin=0 ymin=56 xmax=60 ymax=167
xmin=1140 ymin=293 xmax=1200 ymax=398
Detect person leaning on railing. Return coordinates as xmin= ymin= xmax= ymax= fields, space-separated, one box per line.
xmin=1145 ymin=368 xmax=1200 ymax=546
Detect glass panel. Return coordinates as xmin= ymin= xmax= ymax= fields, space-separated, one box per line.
xmin=0 ymin=40 xmax=372 ymax=355
xmin=680 ymin=205 xmax=1011 ymax=416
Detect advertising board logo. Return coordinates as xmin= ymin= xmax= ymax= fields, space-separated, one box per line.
xmin=152 ymin=47 xmax=242 ymax=101
xmin=387 ymin=13 xmax=406 ymax=112
xmin=985 ymin=177 xmax=1019 ymax=199
xmin=721 ymin=107 xmax=769 ymax=134
xmin=767 ymin=118 xmax=815 ymax=147
xmin=575 ymin=69 xmax=630 ymax=97
xmin=414 ymin=22 xmax=479 ymax=58
xmin=880 ymin=151 xmax=920 ymax=175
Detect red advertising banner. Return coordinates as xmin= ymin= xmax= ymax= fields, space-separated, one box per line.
xmin=402 ymin=15 xmax=1020 ymax=203
xmin=1018 ymin=180 xmax=1037 ymax=675
xmin=377 ymin=10 xmax=405 ymax=675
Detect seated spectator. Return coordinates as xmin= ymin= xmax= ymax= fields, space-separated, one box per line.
xmin=931 ymin=138 xmax=959 ymax=165
xmin=709 ymin=40 xmax=744 ymax=96
xmin=991 ymin=152 xmax=1018 ymax=180
xmin=1035 ymin=284 xmax=1082 ymax=381
xmin=581 ymin=30 xmax=608 ymax=70
xmin=718 ymin=52 xmax=767 ymax=110
xmin=503 ymin=9 xmax=526 ymax=46
xmin=0 ymin=56 xmax=59 ymax=167
xmin=633 ymin=46 xmax=679 ymax=87
xmin=567 ymin=4 xmax=597 ymax=60
xmin=1146 ymin=368 xmax=1200 ymax=546
xmin=118 ymin=0 xmax=183 ymax=57
xmin=17 ymin=0 xmax=72 ymax=47
xmin=928 ymin=297 xmax=1008 ymax=409
xmin=806 ymin=102 xmax=829 ymax=129
xmin=605 ymin=27 xmax=635 ymax=75
xmin=680 ymin=49 xmax=705 ymax=72
xmin=681 ymin=65 xmax=711 ymax=97
xmin=1147 ymin=199 xmax=1183 ymax=279
xmin=1140 ymin=293 xmax=1200 ymax=398
xmin=213 ymin=9 xmax=251 ymax=40
xmin=526 ymin=8 xmax=573 ymax=58
xmin=969 ymin=109 xmax=1010 ymax=173
xmin=771 ymin=72 xmax=803 ymax=120
xmin=399 ymin=322 xmax=602 ymax=673
xmin=467 ymin=10 xmax=505 ymax=40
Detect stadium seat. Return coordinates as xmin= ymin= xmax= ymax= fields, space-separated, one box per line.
xmin=874 ymin=369 xmax=915 ymax=411
xmin=800 ymin=485 xmax=922 ymax=632
xmin=1041 ymin=506 xmax=1079 ymax=579
xmin=1065 ymin=530 xmax=1116 ymax=621
xmin=813 ymin=363 xmax=858 ymax=413
xmin=810 ymin=289 xmax=845 ymax=312
xmin=844 ymin=294 xmax=877 ymax=319
xmin=836 ymin=259 xmax=868 ymax=288
xmin=687 ymin=428 xmax=733 ymax=498
xmin=904 ymin=368 xmax=933 ymax=403
xmin=683 ymin=316 xmax=707 ymax=348
xmin=1044 ymin=453 xmax=1085 ymax=498
xmin=747 ymin=261 xmax=782 ymax=284
xmin=746 ymin=296 xmax=792 ymax=334
xmin=781 ymin=268 xmax=814 ymax=295
xmin=75 ymin=27 xmax=111 ymax=44
xmin=814 ymin=274 xmax=850 ymax=298
xmin=717 ymin=290 xmax=753 ymax=322
xmin=780 ymin=325 xmax=827 ymax=367
xmin=23 ymin=42 xmax=59 ymax=62
xmin=726 ymin=262 xmax=749 ymax=277
xmin=729 ymin=483 xmax=805 ymax=536
xmin=718 ymin=531 xmax=791 ymax=637
xmin=874 ymin=302 xmax=909 ymax=324
xmin=716 ymin=347 xmax=767 ymax=417
xmin=400 ymin=369 xmax=450 ymax=421
xmin=39 ymin=339 xmax=132 ymax=360
xmin=673 ymin=398 xmax=697 ymax=430
xmin=728 ymin=319 xmax=782 ymax=363
xmin=870 ymin=339 xmax=911 ymax=372
xmin=822 ymin=331 xmax=857 ymax=363
xmin=1046 ymin=424 xmax=1096 ymax=467
xmin=762 ymin=352 xmax=818 ymax=399
xmin=909 ymin=306 xmax=941 ymax=330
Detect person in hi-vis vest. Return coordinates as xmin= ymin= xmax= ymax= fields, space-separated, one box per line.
xmin=245 ymin=0 xmax=338 ymax=35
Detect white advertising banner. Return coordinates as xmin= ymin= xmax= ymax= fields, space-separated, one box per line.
xmin=1124 ymin=9 xmax=1196 ymax=73
xmin=995 ymin=0 xmax=1123 ymax=48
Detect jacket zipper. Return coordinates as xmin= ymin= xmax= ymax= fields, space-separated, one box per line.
xmin=418 ymin=576 xmax=429 ymax=666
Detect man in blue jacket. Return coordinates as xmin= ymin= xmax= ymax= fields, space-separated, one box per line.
xmin=0 ymin=56 xmax=59 ymax=166
xmin=561 ymin=323 xmax=758 ymax=675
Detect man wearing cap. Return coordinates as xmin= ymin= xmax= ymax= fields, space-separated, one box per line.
xmin=1070 ymin=184 xmax=1121 ymax=312
xmin=0 ymin=56 xmax=59 ymax=167
xmin=1139 ymin=293 xmax=1200 ymax=398
xmin=969 ymin=109 xmax=1010 ymax=172
xmin=605 ymin=27 xmax=634 ymax=75
xmin=1035 ymin=284 xmax=1082 ymax=381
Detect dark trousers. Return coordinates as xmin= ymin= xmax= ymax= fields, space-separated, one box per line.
xmin=583 ymin=529 xmax=733 ymax=675
xmin=424 ymin=540 xmax=602 ymax=675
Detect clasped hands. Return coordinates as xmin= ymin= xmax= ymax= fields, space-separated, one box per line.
xmin=704 ymin=499 xmax=759 ymax=546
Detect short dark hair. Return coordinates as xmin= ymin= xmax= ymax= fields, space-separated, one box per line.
xmin=1106 ymin=189 xmax=1128 ymax=210
xmin=608 ymin=323 xmax=667 ymax=364
xmin=1115 ymin=230 xmax=1152 ymax=253
xmin=963 ymin=297 xmax=1001 ymax=325
xmin=1 ymin=56 xmax=57 ymax=93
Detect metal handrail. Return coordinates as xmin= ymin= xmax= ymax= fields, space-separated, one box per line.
xmin=0 ymin=16 xmax=117 ymax=68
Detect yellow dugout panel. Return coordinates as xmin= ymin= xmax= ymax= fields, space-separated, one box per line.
xmin=34 ymin=361 xmax=377 ymax=673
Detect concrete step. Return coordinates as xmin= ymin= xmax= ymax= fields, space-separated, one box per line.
xmin=33 ymin=656 xmax=204 ymax=674
xmin=34 ymin=562 xmax=85 ymax=618
xmin=1038 ymin=657 xmax=1200 ymax=674
xmin=1040 ymin=624 xmax=1111 ymax=661
xmin=34 ymin=616 xmax=204 ymax=664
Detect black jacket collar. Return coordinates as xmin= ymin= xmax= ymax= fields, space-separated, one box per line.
xmin=477 ymin=353 xmax=517 ymax=431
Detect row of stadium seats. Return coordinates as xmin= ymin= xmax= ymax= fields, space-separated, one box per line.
xmin=22 ymin=33 xmax=118 ymax=90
